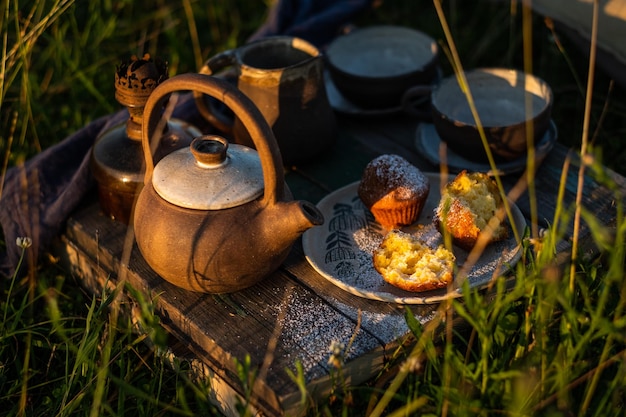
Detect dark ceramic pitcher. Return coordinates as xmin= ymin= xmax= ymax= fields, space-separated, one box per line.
xmin=194 ymin=36 xmax=336 ymax=166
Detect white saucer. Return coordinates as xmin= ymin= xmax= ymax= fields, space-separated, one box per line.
xmin=324 ymin=69 xmax=440 ymax=117
xmin=414 ymin=121 xmax=558 ymax=175
xmin=324 ymin=71 xmax=406 ymax=117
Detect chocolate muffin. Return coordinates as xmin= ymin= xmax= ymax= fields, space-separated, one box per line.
xmin=358 ymin=154 xmax=430 ymax=229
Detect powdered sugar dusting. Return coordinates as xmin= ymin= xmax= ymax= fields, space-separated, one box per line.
xmin=301 ymin=176 xmax=525 ymax=304
xmin=331 ymin=300 xmax=438 ymax=344
xmin=347 ymin=228 xmax=383 ymax=291
xmin=368 ymin=154 xmax=429 ymax=199
xmin=276 ymin=287 xmax=382 ymax=379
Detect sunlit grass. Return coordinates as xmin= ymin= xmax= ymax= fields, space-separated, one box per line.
xmin=1 ymin=1 xmax=266 ymax=416
xmin=1 ymin=0 xmax=625 ymax=416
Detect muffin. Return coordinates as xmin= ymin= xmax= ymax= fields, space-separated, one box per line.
xmin=373 ymin=229 xmax=455 ymax=292
xmin=434 ymin=171 xmax=509 ymax=251
xmin=358 ymin=154 xmax=430 ymax=229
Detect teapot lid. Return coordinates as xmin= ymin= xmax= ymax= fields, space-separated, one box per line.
xmin=152 ymin=135 xmax=264 ymax=210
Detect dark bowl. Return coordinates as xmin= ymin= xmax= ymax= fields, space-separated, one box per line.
xmin=325 ymin=25 xmax=439 ymax=109
xmin=431 ymin=68 xmax=553 ymax=162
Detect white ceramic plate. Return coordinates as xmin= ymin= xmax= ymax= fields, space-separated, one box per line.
xmin=302 ymin=173 xmax=526 ymax=304
xmin=415 ymin=121 xmax=557 ymax=175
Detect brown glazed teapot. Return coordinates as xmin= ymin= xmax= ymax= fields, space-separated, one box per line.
xmin=133 ymin=73 xmax=324 ymax=293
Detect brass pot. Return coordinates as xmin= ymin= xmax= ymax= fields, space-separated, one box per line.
xmin=90 ymin=54 xmax=199 ymax=223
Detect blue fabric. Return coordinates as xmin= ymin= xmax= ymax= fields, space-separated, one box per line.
xmin=249 ymin=0 xmax=373 ymax=48
xmin=0 ymin=114 xmax=112 ymax=278
xmin=0 ymin=0 xmax=375 ymax=278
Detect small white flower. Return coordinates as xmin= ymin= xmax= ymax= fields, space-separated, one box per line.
xmin=16 ymin=237 xmax=32 ymax=249
xmin=328 ymin=341 xmax=345 ymax=368
xmin=401 ymin=355 xmax=422 ymax=374
xmin=330 ymin=341 xmax=345 ymax=356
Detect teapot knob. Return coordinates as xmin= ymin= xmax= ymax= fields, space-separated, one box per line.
xmin=191 ymin=135 xmax=228 ymax=167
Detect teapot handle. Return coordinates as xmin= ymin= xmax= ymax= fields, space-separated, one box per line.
xmin=192 ymin=50 xmax=237 ymax=134
xmin=142 ymin=73 xmax=284 ymax=205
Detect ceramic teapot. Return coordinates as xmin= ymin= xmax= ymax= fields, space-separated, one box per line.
xmin=133 ymin=73 xmax=324 ymax=293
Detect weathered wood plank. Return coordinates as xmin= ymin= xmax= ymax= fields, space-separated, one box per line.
xmin=339 ymin=114 xmax=437 ymax=168
xmin=60 ymin=196 xmax=401 ymax=416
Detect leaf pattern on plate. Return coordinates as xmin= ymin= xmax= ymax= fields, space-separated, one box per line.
xmin=324 ymin=202 xmax=361 ymax=264
xmin=328 ymin=202 xmax=366 ymax=231
xmin=334 ymin=260 xmax=355 ymax=279
xmin=324 ymin=233 xmax=355 ymax=263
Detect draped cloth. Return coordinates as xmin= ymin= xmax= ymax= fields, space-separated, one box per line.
xmin=249 ymin=0 xmax=373 ymax=48
xmin=0 ymin=0 xmax=374 ymax=278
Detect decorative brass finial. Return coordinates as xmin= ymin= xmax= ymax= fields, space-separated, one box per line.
xmin=114 ymin=54 xmax=169 ymax=139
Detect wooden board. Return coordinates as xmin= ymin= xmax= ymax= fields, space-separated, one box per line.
xmin=54 ymin=113 xmax=626 ymax=416
xmin=56 ymin=191 xmax=438 ymax=415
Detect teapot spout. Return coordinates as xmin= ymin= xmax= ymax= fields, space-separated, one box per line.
xmin=278 ymin=200 xmax=324 ymax=235
xmin=299 ymin=200 xmax=325 ymax=229
xmin=265 ymin=200 xmax=324 ymax=251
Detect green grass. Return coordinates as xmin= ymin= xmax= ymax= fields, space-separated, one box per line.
xmin=1 ymin=0 xmax=626 ymax=416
